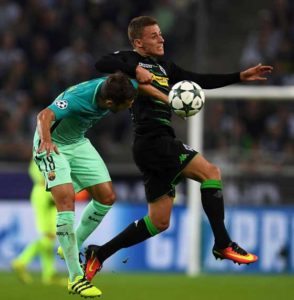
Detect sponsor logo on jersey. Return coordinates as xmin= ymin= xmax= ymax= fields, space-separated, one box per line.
xmin=152 ymin=74 xmax=169 ymax=87
xmin=138 ymin=62 xmax=167 ymax=76
xmin=138 ymin=62 xmax=154 ymax=69
xmin=54 ymin=99 xmax=68 ymax=109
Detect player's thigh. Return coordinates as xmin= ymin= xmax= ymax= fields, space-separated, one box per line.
xmin=33 ymin=150 xmax=72 ymax=190
xmin=181 ymin=153 xmax=221 ymax=181
xmin=70 ymin=140 xmax=111 ymax=191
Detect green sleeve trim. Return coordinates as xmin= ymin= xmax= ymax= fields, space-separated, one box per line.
xmin=92 ymin=81 xmax=102 ymax=104
xmin=143 ymin=216 xmax=160 ymax=236
xmin=152 ymin=99 xmax=167 ymax=106
xmin=154 ymin=117 xmax=171 ymax=125
xmin=154 ymin=109 xmax=170 ymax=114
xmin=201 ymin=179 xmax=222 ymax=190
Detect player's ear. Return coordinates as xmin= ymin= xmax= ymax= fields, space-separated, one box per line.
xmin=133 ymin=39 xmax=142 ymax=48
xmin=104 ymin=99 xmax=114 ymax=108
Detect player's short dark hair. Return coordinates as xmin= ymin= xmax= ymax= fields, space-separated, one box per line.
xmin=128 ymin=16 xmax=158 ymax=45
xmin=100 ymin=72 xmax=137 ymax=105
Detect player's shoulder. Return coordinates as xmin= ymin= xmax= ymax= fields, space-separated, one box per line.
xmin=112 ymin=49 xmax=140 ymax=58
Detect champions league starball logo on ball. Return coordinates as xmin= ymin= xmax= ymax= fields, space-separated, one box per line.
xmin=54 ymin=99 xmax=68 ymax=109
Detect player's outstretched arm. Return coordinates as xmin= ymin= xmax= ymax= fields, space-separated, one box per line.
xmin=240 ymin=63 xmax=273 ymax=81
xmin=138 ymin=83 xmax=169 ymax=104
xmin=36 ymin=108 xmax=59 ymax=156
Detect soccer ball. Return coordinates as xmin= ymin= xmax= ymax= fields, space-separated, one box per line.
xmin=168 ymin=80 xmax=205 ymax=118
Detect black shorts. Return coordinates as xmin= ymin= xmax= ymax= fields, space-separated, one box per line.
xmin=133 ymin=134 xmax=198 ymax=202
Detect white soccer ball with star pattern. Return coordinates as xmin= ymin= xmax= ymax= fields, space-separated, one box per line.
xmin=168 ymin=80 xmax=205 ymax=118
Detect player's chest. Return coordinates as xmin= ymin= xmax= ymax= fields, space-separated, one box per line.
xmin=76 ymin=109 xmax=108 ymax=126
xmin=138 ymin=60 xmax=169 ymax=87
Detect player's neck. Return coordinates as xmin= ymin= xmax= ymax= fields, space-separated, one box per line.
xmin=134 ymin=48 xmax=153 ymax=58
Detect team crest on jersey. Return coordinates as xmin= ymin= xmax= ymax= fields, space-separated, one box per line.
xmin=48 ymin=171 xmax=56 ymax=181
xmin=54 ymin=99 xmax=68 ymax=109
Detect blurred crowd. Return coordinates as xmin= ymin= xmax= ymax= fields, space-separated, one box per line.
xmin=0 ymin=0 xmax=293 ymax=171
xmin=204 ymin=100 xmax=293 ymax=172
xmin=240 ymin=0 xmax=294 ymax=85
xmin=0 ymin=0 xmax=192 ymax=162
xmin=207 ymin=0 xmax=294 ymax=171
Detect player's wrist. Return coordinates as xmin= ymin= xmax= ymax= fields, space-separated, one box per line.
xmin=240 ymin=71 xmax=245 ymax=81
xmin=40 ymin=137 xmax=52 ymax=144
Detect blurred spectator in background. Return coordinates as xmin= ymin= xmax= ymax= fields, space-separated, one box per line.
xmin=0 ymin=0 xmax=21 ymax=34
xmin=240 ymin=9 xmax=282 ymax=69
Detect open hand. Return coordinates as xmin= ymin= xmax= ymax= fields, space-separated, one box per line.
xmin=37 ymin=140 xmax=59 ymax=157
xmin=240 ymin=63 xmax=273 ymax=81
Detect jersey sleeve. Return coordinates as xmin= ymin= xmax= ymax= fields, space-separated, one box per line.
xmin=48 ymin=97 xmax=77 ymax=120
xmin=95 ymin=51 xmax=139 ymax=78
xmin=168 ymin=61 xmax=241 ymax=89
xmin=130 ymin=79 xmax=139 ymax=90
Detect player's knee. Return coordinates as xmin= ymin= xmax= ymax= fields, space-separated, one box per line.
xmin=51 ymin=185 xmax=75 ymax=210
xmin=206 ymin=163 xmax=221 ymax=180
xmin=55 ymin=194 xmax=75 ymax=211
xmin=99 ymin=192 xmax=116 ymax=205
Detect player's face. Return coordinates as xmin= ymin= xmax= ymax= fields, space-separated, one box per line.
xmin=135 ymin=25 xmax=164 ymax=57
xmin=109 ymin=98 xmax=134 ymax=113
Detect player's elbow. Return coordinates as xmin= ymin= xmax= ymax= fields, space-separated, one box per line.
xmin=37 ymin=108 xmax=55 ymax=123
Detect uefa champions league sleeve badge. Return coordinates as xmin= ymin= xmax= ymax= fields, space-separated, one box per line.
xmin=54 ymin=99 xmax=68 ymax=109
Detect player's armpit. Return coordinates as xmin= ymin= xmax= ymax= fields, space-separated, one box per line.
xmin=138 ymin=84 xmax=169 ymax=104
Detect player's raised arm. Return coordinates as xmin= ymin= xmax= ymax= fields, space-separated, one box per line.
xmin=36 ymin=108 xmax=59 ymax=156
xmin=138 ymin=83 xmax=169 ymax=104
xmin=169 ymin=62 xmax=273 ymax=89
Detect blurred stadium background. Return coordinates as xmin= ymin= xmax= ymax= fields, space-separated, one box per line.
xmin=0 ymin=0 xmax=293 ymax=299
